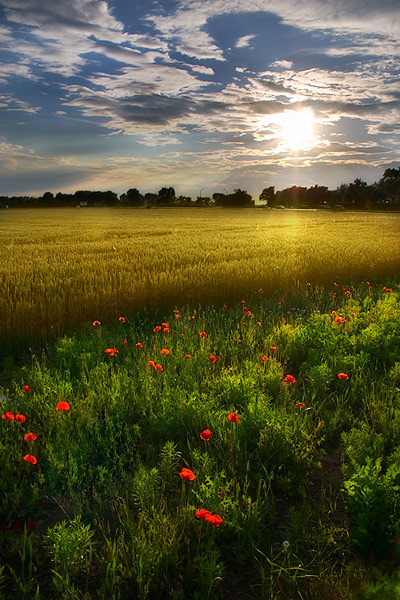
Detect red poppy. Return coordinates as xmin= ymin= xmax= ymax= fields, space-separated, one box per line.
xmin=92 ymin=320 xmax=101 ymax=327
xmin=148 ymin=360 xmax=155 ymax=367
xmin=56 ymin=401 xmax=70 ymax=411
xmin=205 ymin=514 xmax=223 ymax=527
xmin=123 ymin=338 xmax=128 ymax=345
xmin=180 ymin=333 xmax=184 ymax=337
xmin=15 ymin=414 xmax=26 ymax=423
xmin=279 ymin=300 xmax=285 ymax=305
xmin=24 ymin=433 xmax=37 ymax=442
xmin=386 ymin=288 xmax=392 ymax=293
xmin=199 ymin=331 xmax=207 ymax=339
xmin=262 ymin=355 xmax=268 ymax=361
xmin=184 ymin=354 xmax=191 ymax=359
xmin=237 ymin=339 xmax=242 ymax=343
xmin=338 ymin=372 xmax=349 ymax=380
xmin=163 ymin=327 xmax=170 ymax=333
xmin=246 ymin=310 xmax=252 ymax=317
xmin=200 ymin=429 xmax=212 ymax=441
xmin=155 ymin=364 xmax=163 ymax=371
xmin=175 ymin=314 xmax=181 ymax=319
xmin=162 ymin=322 xmax=168 ymax=327
xmin=22 ymin=385 xmax=31 ymax=393
xmin=351 ymin=312 xmax=355 ymax=317
xmin=294 ymin=403 xmax=306 ymax=409
xmin=209 ymin=355 xmax=216 ymax=363
xmin=270 ymin=346 xmax=277 ymax=352
xmin=161 ymin=348 xmax=170 ymax=354
xmin=179 ymin=468 xmax=196 ymax=481
xmin=119 ymin=316 xmax=126 ymax=323
xmin=332 ymin=311 xmax=336 ymax=315
xmin=344 ymin=290 xmax=351 ymax=296
xmin=257 ymin=322 xmax=261 ymax=326
xmin=243 ymin=306 xmax=248 ymax=311
xmin=1 ymin=415 xmax=5 ymax=420
xmin=136 ymin=342 xmax=143 ymax=348
xmin=105 ymin=348 xmax=118 ymax=355
xmin=333 ymin=292 xmax=337 ymax=297
xmin=334 ymin=316 xmax=346 ymax=323
xmin=283 ymin=374 xmax=296 ymax=384
xmin=195 ymin=509 xmax=211 ymax=520
xmin=228 ymin=413 xmax=239 ymax=423
xmin=24 ymin=454 xmax=37 ymax=465
xmin=153 ymin=326 xmax=162 ymax=332
xmin=5 ymin=411 xmax=14 ymax=420
xmin=241 ymin=299 xmax=246 ymax=304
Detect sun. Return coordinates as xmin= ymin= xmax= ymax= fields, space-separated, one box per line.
xmin=279 ymin=108 xmax=315 ymax=152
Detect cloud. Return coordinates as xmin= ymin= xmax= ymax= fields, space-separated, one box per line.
xmin=235 ymin=34 xmax=256 ymax=48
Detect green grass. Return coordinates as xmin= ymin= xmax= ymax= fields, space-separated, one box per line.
xmin=1 ymin=281 xmax=400 ymax=599
xmin=1 ymin=208 xmax=400 ymax=354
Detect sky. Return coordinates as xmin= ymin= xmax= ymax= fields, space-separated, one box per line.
xmin=1 ymin=0 xmax=400 ymax=198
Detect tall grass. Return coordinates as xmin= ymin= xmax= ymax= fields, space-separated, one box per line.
xmin=1 ymin=208 xmax=400 ymax=353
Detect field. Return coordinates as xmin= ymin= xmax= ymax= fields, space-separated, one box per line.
xmin=1 ymin=208 xmax=400 ymax=599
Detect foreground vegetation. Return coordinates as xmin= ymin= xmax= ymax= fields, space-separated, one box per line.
xmin=1 ymin=281 xmax=400 ymax=599
xmin=1 ymin=208 xmax=400 ymax=355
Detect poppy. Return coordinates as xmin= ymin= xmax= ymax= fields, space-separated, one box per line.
xmin=123 ymin=338 xmax=128 ymax=345
xmin=148 ymin=360 xmax=155 ymax=367
xmin=294 ymin=403 xmax=306 ymax=409
xmin=199 ymin=331 xmax=207 ymax=339
xmin=119 ymin=317 xmax=126 ymax=323
xmin=206 ymin=514 xmax=223 ymax=527
xmin=22 ymin=385 xmax=31 ymax=393
xmin=338 ymin=372 xmax=349 ymax=380
xmin=184 ymin=354 xmax=191 ymax=359
xmin=163 ymin=328 xmax=170 ymax=333
xmin=333 ymin=292 xmax=337 ymax=297
xmin=386 ymin=288 xmax=392 ymax=293
xmin=1 ymin=415 xmax=5 ymax=419
xmin=155 ymin=364 xmax=163 ymax=371
xmin=162 ymin=322 xmax=168 ymax=328
xmin=105 ymin=348 xmax=118 ymax=355
xmin=241 ymin=299 xmax=246 ymax=304
xmin=180 ymin=333 xmax=184 ymax=337
xmin=161 ymin=348 xmax=170 ymax=354
xmin=24 ymin=455 xmax=37 ymax=465
xmin=283 ymin=374 xmax=296 ymax=384
xmin=15 ymin=414 xmax=26 ymax=423
xmin=262 ymin=355 xmax=268 ymax=361
xmin=195 ymin=509 xmax=211 ymax=520
xmin=175 ymin=314 xmax=181 ymax=319
xmin=246 ymin=310 xmax=252 ymax=317
xmin=153 ymin=326 xmax=162 ymax=332
xmin=179 ymin=468 xmax=196 ymax=481
xmin=270 ymin=346 xmax=277 ymax=352
xmin=24 ymin=433 xmax=37 ymax=442
xmin=257 ymin=322 xmax=261 ymax=326
xmin=209 ymin=355 xmax=216 ymax=363
xmin=136 ymin=342 xmax=143 ymax=348
xmin=56 ymin=401 xmax=70 ymax=411
xmin=5 ymin=411 xmax=15 ymax=420
xmin=92 ymin=320 xmax=101 ymax=327
xmin=332 ymin=311 xmax=336 ymax=315
xmin=228 ymin=413 xmax=239 ymax=423
xmin=279 ymin=300 xmax=285 ymax=305
xmin=243 ymin=306 xmax=248 ymax=311
xmin=334 ymin=316 xmax=346 ymax=323
xmin=200 ymin=429 xmax=212 ymax=441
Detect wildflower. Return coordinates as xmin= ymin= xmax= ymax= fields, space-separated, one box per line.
xmin=136 ymin=342 xmax=143 ymax=348
xmin=184 ymin=354 xmax=191 ymax=359
xmin=333 ymin=282 xmax=338 ymax=287
xmin=148 ymin=360 xmax=155 ymax=367
xmin=123 ymin=338 xmax=128 ymax=345
xmin=195 ymin=509 xmax=211 ymax=520
xmin=241 ymin=299 xmax=246 ymax=304
xmin=15 ymin=414 xmax=26 ymax=423
xmin=294 ymin=403 xmax=306 ymax=409
xmin=262 ymin=355 xmax=268 ymax=361
xmin=163 ymin=327 xmax=170 ymax=333
xmin=246 ymin=310 xmax=252 ymax=317
xmin=334 ymin=316 xmax=346 ymax=323
xmin=56 ymin=401 xmax=70 ymax=411
xmin=160 ymin=348 xmax=170 ymax=354
xmin=105 ymin=348 xmax=118 ymax=356
xmin=92 ymin=320 xmax=101 ymax=327
xmin=283 ymin=540 xmax=290 ymax=549
xmin=22 ymin=385 xmax=31 ymax=393
xmin=200 ymin=331 xmax=207 ymax=339
xmin=119 ymin=316 xmax=126 ymax=323
xmin=333 ymin=292 xmax=337 ymax=297
xmin=200 ymin=429 xmax=212 ymax=441
xmin=175 ymin=314 xmax=181 ymax=319
xmin=209 ymin=355 xmax=216 ymax=363
xmin=179 ymin=468 xmax=196 ymax=481
xmin=180 ymin=333 xmax=184 ymax=337
xmin=4 ymin=411 xmax=15 ymax=420
xmin=155 ymin=364 xmax=163 ymax=371
xmin=162 ymin=322 xmax=168 ymax=328
xmin=279 ymin=300 xmax=285 ymax=305
xmin=153 ymin=326 xmax=161 ymax=332
xmin=24 ymin=455 xmax=37 ymax=465
xmin=228 ymin=413 xmax=240 ymax=423
xmin=345 ymin=290 xmax=351 ymax=296
xmin=283 ymin=374 xmax=296 ymax=384
xmin=386 ymin=288 xmax=392 ymax=294
xmin=24 ymin=433 xmax=37 ymax=442
xmin=338 ymin=372 xmax=349 ymax=380
xmin=206 ymin=514 xmax=223 ymax=527
xmin=243 ymin=306 xmax=248 ymax=311
xmin=257 ymin=322 xmax=261 ymax=326
xmin=242 ymin=322 xmax=246 ymax=326
xmin=270 ymin=346 xmax=277 ymax=352
xmin=332 ymin=311 xmax=336 ymax=315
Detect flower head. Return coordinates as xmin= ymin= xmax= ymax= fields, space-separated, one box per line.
xmin=184 ymin=354 xmax=191 ymax=359
xmin=199 ymin=331 xmax=207 ymax=339
xmin=136 ymin=342 xmax=143 ymax=348
xmin=262 ymin=355 xmax=268 ymax=361
xmin=338 ymin=372 xmax=349 ymax=380
xmin=228 ymin=412 xmax=240 ymax=423
xmin=195 ymin=509 xmax=211 ymax=520
xmin=334 ymin=316 xmax=346 ymax=323
xmin=294 ymin=403 xmax=306 ymax=409
xmin=24 ymin=454 xmax=37 ymax=465
xmin=22 ymin=385 xmax=31 ymax=393
xmin=15 ymin=414 xmax=26 ymax=423
xmin=148 ymin=360 xmax=155 ymax=367
xmin=179 ymin=468 xmax=196 ymax=481
xmin=206 ymin=514 xmax=223 ymax=527
xmin=153 ymin=326 xmax=162 ymax=332
xmin=155 ymin=364 xmax=163 ymax=371
xmin=161 ymin=348 xmax=170 ymax=354
xmin=270 ymin=346 xmax=277 ymax=352
xmin=209 ymin=355 xmax=216 ymax=363
xmin=163 ymin=327 xmax=170 ymax=333
xmin=105 ymin=348 xmax=118 ymax=356
xmin=119 ymin=316 xmax=126 ymax=323
xmin=283 ymin=374 xmax=296 ymax=384
xmin=5 ymin=411 xmax=15 ymax=420
xmin=24 ymin=433 xmax=37 ymax=442
xmin=92 ymin=320 xmax=101 ymax=327
xmin=56 ymin=401 xmax=70 ymax=411
xmin=200 ymin=429 xmax=212 ymax=441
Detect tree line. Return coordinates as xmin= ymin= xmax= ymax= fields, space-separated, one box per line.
xmin=1 ymin=168 xmax=399 ymax=210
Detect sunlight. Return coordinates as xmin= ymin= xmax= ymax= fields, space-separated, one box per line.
xmin=279 ymin=108 xmax=315 ymax=151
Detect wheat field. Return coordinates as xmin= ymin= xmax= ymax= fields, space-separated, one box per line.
xmin=1 ymin=207 xmax=400 ymax=348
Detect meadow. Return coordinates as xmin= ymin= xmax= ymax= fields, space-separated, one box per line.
xmin=1 ymin=208 xmax=400 ymax=599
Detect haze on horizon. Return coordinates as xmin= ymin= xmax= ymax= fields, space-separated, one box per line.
xmin=1 ymin=0 xmax=399 ymax=198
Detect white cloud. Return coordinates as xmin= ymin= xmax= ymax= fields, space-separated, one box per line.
xmin=235 ymin=34 xmax=256 ymax=48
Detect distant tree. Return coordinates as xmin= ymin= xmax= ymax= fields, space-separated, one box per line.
xmin=144 ymin=193 xmax=159 ymax=207
xmin=213 ymin=189 xmax=253 ymax=208
xmin=41 ymin=191 xmax=54 ymax=206
xmin=276 ymin=186 xmax=307 ymax=207
xmin=176 ymin=195 xmax=192 ymax=206
xmin=377 ymin=167 xmax=400 ymax=207
xmin=120 ymin=188 xmax=144 ymax=206
xmin=259 ymin=186 xmax=275 ymax=206
xmin=158 ymin=187 xmax=176 ymax=206
xmin=306 ymin=185 xmax=329 ymax=207
xmin=195 ymin=196 xmax=212 ymax=206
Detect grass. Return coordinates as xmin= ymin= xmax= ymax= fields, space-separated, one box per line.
xmin=1 ymin=207 xmax=400 ymax=354
xmin=1 ymin=278 xmax=400 ymax=598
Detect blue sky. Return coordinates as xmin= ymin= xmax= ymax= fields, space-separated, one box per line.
xmin=1 ymin=0 xmax=399 ymax=197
